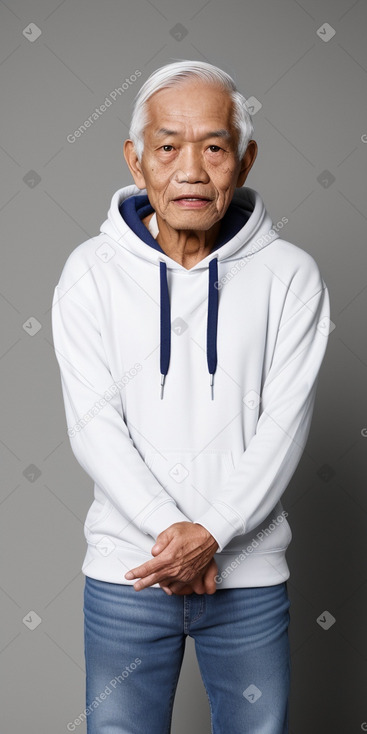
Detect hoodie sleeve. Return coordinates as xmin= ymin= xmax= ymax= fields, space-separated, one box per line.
xmin=192 ymin=277 xmax=331 ymax=552
xmin=51 ymin=284 xmax=191 ymax=542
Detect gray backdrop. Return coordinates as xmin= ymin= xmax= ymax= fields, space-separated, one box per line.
xmin=1 ymin=0 xmax=367 ymax=732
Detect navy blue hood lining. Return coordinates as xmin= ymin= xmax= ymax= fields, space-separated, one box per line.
xmin=119 ymin=193 xmax=250 ymax=252
xmin=119 ymin=194 xmax=250 ymax=399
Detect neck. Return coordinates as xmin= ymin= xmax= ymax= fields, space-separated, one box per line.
xmin=155 ymin=215 xmax=221 ymax=269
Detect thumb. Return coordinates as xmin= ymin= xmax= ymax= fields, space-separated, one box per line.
xmin=151 ymin=533 xmax=169 ymax=555
xmin=191 ymin=576 xmax=206 ymax=594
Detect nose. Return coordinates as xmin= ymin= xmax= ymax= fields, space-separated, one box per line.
xmin=174 ymin=146 xmax=209 ymax=183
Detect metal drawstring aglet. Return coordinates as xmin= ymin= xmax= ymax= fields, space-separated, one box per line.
xmin=210 ymin=374 xmax=214 ymax=401
xmin=160 ymin=374 xmax=165 ymax=400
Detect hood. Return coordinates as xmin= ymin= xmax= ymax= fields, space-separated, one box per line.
xmin=100 ymin=184 xmax=280 ymax=400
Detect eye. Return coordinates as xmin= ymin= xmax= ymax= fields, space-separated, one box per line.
xmin=161 ymin=145 xmax=174 ymax=152
xmin=208 ymin=145 xmax=222 ymax=152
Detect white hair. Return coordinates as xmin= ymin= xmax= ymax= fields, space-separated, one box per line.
xmin=129 ymin=59 xmax=254 ymax=162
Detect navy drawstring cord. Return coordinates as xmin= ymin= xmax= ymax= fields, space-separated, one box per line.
xmin=159 ymin=260 xmax=171 ymax=400
xmin=207 ymin=257 xmax=219 ymax=400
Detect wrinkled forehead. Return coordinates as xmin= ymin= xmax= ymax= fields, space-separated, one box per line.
xmin=144 ymin=82 xmax=236 ymax=140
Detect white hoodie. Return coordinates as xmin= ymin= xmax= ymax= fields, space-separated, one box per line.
xmin=51 ymin=184 xmax=330 ymax=589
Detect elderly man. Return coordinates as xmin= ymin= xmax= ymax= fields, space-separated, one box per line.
xmin=52 ymin=60 xmax=330 ymax=734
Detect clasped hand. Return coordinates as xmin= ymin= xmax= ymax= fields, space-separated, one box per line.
xmin=124 ymin=521 xmax=219 ymax=595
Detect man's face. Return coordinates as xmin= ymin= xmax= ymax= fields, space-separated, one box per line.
xmin=124 ymin=79 xmax=256 ymax=231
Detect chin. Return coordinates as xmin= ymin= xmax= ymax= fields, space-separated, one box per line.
xmin=171 ymin=218 xmax=214 ymax=231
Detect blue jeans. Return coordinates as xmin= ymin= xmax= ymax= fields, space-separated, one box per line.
xmin=82 ymin=576 xmax=291 ymax=734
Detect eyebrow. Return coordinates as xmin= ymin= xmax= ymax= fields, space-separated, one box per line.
xmin=154 ymin=127 xmax=232 ymax=141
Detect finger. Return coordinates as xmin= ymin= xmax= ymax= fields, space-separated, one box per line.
xmin=190 ymin=577 xmax=206 ymax=595
xmin=172 ymin=587 xmax=194 ymax=595
xmin=132 ymin=572 xmax=162 ymax=591
xmin=168 ymin=582 xmax=194 ymax=595
xmin=151 ymin=534 xmax=171 ymax=555
xmin=125 ymin=541 xmax=178 ymax=581
xmin=204 ymin=576 xmax=217 ymax=594
xmin=160 ymin=576 xmax=193 ymax=595
xmin=160 ymin=578 xmax=182 ymax=593
xmin=202 ymin=561 xmax=218 ymax=594
xmin=124 ymin=558 xmax=161 ymax=581
xmin=203 ymin=572 xmax=217 ymax=594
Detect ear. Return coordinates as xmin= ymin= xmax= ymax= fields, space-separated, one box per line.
xmin=123 ymin=139 xmax=147 ymax=189
xmin=236 ymin=139 xmax=258 ymax=187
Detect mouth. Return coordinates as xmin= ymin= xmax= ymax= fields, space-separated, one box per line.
xmin=173 ymin=195 xmax=211 ymax=201
xmin=172 ymin=195 xmax=212 ymax=209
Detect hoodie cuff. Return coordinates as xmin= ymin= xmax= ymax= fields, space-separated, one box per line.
xmin=140 ymin=501 xmax=191 ymax=541
xmin=193 ymin=503 xmax=245 ymax=552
